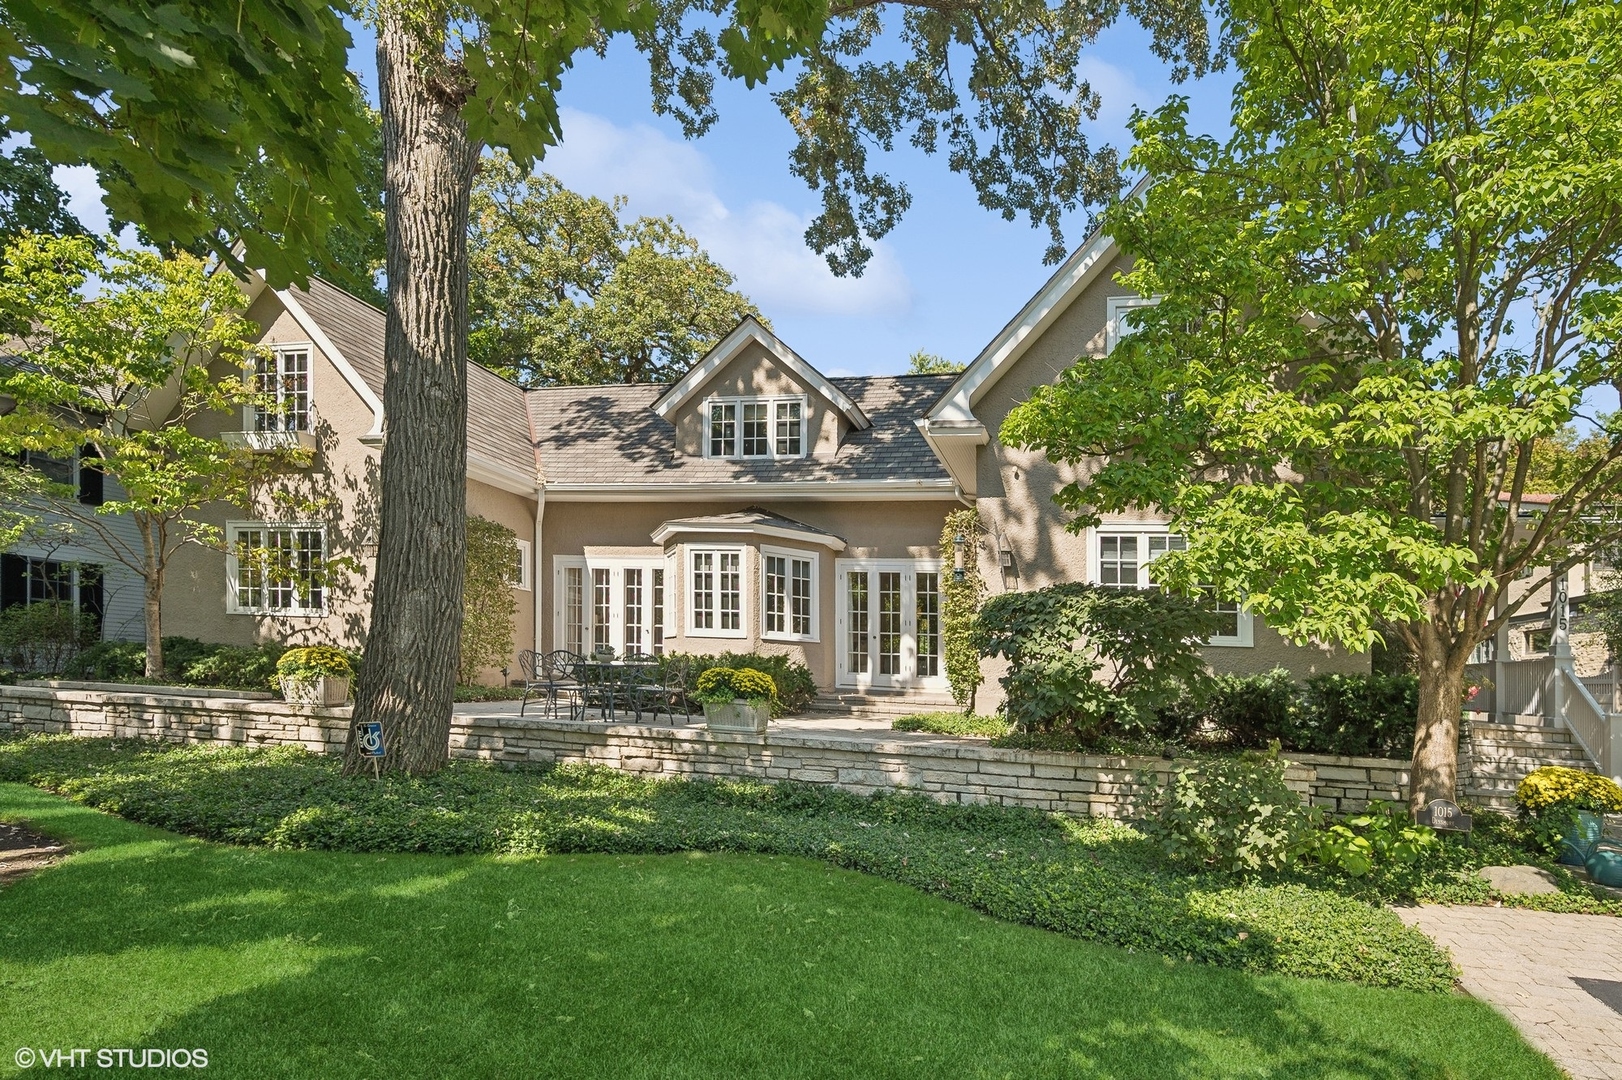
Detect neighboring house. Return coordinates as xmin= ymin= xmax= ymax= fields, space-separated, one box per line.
xmin=2 ymin=447 xmax=148 ymax=646
xmin=147 ymin=227 xmax=1368 ymax=697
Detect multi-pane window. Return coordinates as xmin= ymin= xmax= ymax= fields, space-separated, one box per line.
xmin=510 ymin=540 xmax=532 ymax=590
xmin=915 ymin=572 xmax=940 ymax=677
xmin=624 ymin=568 xmax=643 ymax=654
xmin=763 ymin=551 xmax=815 ymax=640
xmin=229 ymin=524 xmax=326 ymax=614
xmin=1098 ymin=535 xmax=1139 ymax=588
xmin=877 ymin=571 xmax=902 ymax=675
xmin=592 ymin=568 xmax=612 ymax=653
xmin=689 ymin=548 xmax=743 ymax=635
xmin=563 ymin=566 xmax=585 ymax=654
xmin=254 ymin=348 xmax=311 ymax=432
xmin=652 ymin=569 xmax=665 ymax=656
xmin=27 ymin=558 xmax=73 ymax=604
xmin=709 ymin=402 xmax=737 ymax=457
xmin=704 ymin=397 xmax=807 ymax=459
xmin=775 ymin=401 xmax=802 ymax=456
xmin=1097 ymin=529 xmax=1250 ymax=645
xmin=742 ymin=402 xmax=770 ymax=456
xmin=847 ymin=573 xmax=869 ymax=675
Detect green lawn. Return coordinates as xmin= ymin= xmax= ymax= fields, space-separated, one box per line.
xmin=0 ymin=783 xmax=1559 ymax=1080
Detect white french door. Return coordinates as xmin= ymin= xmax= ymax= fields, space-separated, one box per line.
xmin=556 ymin=558 xmax=666 ymax=657
xmin=834 ymin=559 xmax=944 ymax=690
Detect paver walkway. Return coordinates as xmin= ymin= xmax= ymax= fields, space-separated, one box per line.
xmin=1396 ymin=905 xmax=1622 ymax=1079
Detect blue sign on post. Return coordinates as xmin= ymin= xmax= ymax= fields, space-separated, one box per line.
xmin=358 ymin=722 xmax=385 ymax=758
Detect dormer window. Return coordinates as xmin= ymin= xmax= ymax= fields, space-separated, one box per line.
xmin=706 ymin=396 xmax=806 ymax=459
xmin=254 ymin=347 xmax=311 ymax=433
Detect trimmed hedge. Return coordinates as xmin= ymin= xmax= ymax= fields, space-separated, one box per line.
xmin=0 ymin=734 xmax=1460 ymax=992
xmin=1166 ymin=670 xmax=1418 ymax=758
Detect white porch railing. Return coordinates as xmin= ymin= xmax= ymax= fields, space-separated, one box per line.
xmin=1468 ymin=657 xmax=1621 ymax=781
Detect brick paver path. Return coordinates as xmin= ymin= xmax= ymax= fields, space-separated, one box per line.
xmin=1396 ymin=905 xmax=1622 ymax=1079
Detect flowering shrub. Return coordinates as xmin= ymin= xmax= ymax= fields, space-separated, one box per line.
xmin=275 ymin=646 xmax=354 ymax=682
xmin=1516 ymin=766 xmax=1622 ymax=817
xmin=693 ymin=667 xmax=777 ymax=706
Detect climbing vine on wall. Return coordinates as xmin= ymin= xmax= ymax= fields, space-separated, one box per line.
xmin=459 ymin=516 xmax=519 ymax=685
xmin=940 ymin=508 xmax=986 ymax=710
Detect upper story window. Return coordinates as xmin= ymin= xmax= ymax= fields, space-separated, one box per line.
xmin=253 ymin=347 xmax=311 ymax=433
xmin=707 ymin=396 xmax=806 ymax=459
xmin=1094 ymin=528 xmax=1252 ymax=647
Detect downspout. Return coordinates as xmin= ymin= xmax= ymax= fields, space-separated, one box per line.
xmin=533 ymin=487 xmax=545 ymax=654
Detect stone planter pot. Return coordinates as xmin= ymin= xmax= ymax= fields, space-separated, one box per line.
xmin=703 ymin=699 xmax=769 ymax=734
xmin=279 ymin=674 xmax=351 ymax=707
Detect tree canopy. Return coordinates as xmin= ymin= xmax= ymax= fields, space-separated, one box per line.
xmin=906 ymin=351 xmax=964 ymax=375
xmin=469 ymin=156 xmax=759 ymax=385
xmin=1002 ymin=0 xmax=1622 ymax=806
xmin=0 ymin=234 xmax=299 ymax=677
xmin=0 ymin=126 xmax=83 ymax=243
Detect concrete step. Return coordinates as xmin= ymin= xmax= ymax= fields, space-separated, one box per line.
xmin=809 ymin=690 xmax=958 ymax=718
xmin=1467 ymin=723 xmax=1580 ymax=746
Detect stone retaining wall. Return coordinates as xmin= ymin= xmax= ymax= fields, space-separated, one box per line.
xmin=0 ymin=683 xmax=1423 ymax=816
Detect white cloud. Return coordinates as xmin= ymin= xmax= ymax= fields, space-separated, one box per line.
xmin=543 ymin=108 xmax=913 ymax=319
xmin=52 ymin=165 xmax=119 ymax=237
xmin=1075 ymin=56 xmax=1148 ymax=145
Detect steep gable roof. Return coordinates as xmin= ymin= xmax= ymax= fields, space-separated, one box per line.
xmin=652 ymin=316 xmax=871 ymax=431
xmin=528 ymin=374 xmax=955 ymax=497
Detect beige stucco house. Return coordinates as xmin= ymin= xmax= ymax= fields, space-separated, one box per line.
xmin=148 ymin=224 xmax=1376 ymax=699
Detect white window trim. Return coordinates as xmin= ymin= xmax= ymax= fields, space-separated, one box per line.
xmin=1105 ymin=295 xmax=1160 ymax=354
xmin=703 ymin=394 xmax=810 ymax=460
xmin=833 ymin=558 xmax=948 ymax=690
xmin=685 ymin=544 xmax=748 ymax=638
xmin=511 ymin=539 xmax=532 ymax=591
xmin=225 ymin=520 xmax=328 ymax=617
xmin=245 ymin=342 xmax=317 ymax=435
xmin=759 ymin=545 xmax=820 ymax=643
xmin=1090 ymin=526 xmax=1253 ymax=648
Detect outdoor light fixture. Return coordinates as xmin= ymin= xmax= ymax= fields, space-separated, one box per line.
xmin=0 ymin=393 xmax=15 ymax=417
xmin=952 ymin=532 xmax=966 ymax=581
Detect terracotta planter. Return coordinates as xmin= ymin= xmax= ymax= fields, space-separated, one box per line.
xmin=703 ymin=699 xmax=769 ymax=734
xmin=280 ymin=674 xmax=351 ymax=707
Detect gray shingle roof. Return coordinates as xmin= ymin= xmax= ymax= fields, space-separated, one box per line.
xmin=290 ymin=279 xmax=537 ymax=478
xmin=527 ymin=374 xmax=956 ymax=487
xmin=655 ymin=507 xmax=847 ymax=545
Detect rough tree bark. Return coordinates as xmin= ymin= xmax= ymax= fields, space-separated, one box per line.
xmin=344 ymin=10 xmax=479 ymax=775
xmin=1407 ymin=620 xmax=1473 ymax=814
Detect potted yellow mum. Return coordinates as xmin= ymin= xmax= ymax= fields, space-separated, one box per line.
xmin=694 ymin=667 xmax=775 ymax=734
xmin=276 ymin=646 xmax=354 ymax=707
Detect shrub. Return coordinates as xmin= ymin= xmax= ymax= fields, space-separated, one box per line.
xmin=178 ymin=643 xmax=285 ymax=691
xmin=939 ymin=507 xmax=986 ymax=709
xmin=693 ymin=666 xmax=776 ymax=705
xmin=1307 ymin=801 xmax=1441 ymax=877
xmin=460 ymin=515 xmax=517 ymax=684
xmin=0 ymin=601 xmax=99 ymax=674
xmin=276 ymin=646 xmax=354 ymax=683
xmin=1297 ymin=673 xmax=1418 ymax=757
xmin=1204 ymin=669 xmax=1297 ymax=747
xmin=1516 ymin=766 xmax=1622 ymax=817
xmin=1179 ymin=670 xmax=1418 ymax=758
xmin=62 ymin=639 xmax=147 ymax=681
xmin=1135 ymin=746 xmax=1319 ymax=873
xmin=663 ymin=652 xmax=815 ymax=716
xmin=892 ymin=712 xmax=1008 ymax=737
xmin=972 ymin=583 xmax=1218 ymax=739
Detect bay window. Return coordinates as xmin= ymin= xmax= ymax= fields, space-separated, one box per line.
xmin=762 ymin=548 xmax=817 ymax=641
xmin=688 ymin=547 xmax=744 ymax=636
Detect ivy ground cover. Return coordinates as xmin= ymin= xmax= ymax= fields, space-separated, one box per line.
xmin=0 ymin=780 xmax=1561 ymax=1080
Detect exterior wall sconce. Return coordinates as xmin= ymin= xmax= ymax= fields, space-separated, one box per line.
xmin=952 ymin=532 xmax=966 ymax=581
xmin=999 ymin=548 xmax=1015 ymax=573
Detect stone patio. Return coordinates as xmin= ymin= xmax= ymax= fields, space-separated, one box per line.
xmin=1396 ymin=905 xmax=1622 ymax=1080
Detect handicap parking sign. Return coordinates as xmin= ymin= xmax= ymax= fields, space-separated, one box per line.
xmin=357 ymin=721 xmax=385 ymax=757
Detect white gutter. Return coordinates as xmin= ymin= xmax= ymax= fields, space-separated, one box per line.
xmin=543 ymin=479 xmax=959 ymax=502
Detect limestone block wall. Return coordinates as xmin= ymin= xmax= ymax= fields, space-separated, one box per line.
xmin=0 ymin=682 xmax=1443 ymax=816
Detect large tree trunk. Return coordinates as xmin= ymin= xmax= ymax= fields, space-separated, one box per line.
xmin=346 ymin=12 xmax=478 ymax=775
xmin=1408 ymin=626 xmax=1471 ymax=813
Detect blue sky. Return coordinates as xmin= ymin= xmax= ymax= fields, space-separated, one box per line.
xmin=57 ymin=18 xmax=1235 ymax=378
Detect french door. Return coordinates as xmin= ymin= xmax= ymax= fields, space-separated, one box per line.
xmin=834 ymin=560 xmax=944 ymax=689
xmin=557 ymin=559 xmax=666 ymax=657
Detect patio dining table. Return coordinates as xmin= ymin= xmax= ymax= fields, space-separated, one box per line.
xmin=576 ymin=658 xmax=659 ymax=721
